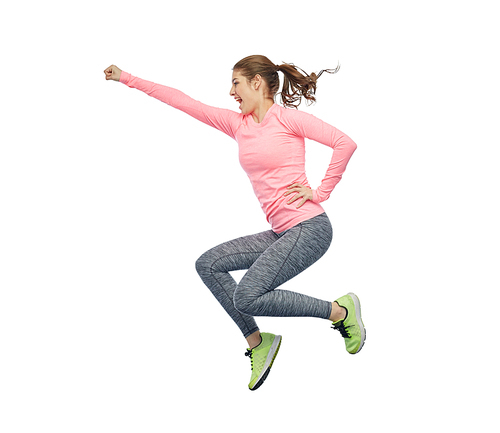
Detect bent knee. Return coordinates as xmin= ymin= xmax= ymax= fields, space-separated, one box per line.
xmin=233 ymin=289 xmax=258 ymax=316
xmin=195 ymin=252 xmax=213 ymax=278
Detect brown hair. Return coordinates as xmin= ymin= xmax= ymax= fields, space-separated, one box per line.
xmin=233 ymin=55 xmax=340 ymax=109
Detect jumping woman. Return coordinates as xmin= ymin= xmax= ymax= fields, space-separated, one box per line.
xmin=104 ymin=55 xmax=365 ymax=390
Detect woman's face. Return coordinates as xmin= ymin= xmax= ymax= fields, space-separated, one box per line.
xmin=229 ymin=70 xmax=258 ymax=115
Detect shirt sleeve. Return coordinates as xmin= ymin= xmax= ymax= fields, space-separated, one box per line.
xmin=281 ymin=109 xmax=357 ymax=203
xmin=119 ymin=71 xmax=241 ymax=140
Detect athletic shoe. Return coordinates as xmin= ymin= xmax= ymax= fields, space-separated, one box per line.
xmin=245 ymin=332 xmax=282 ymax=391
xmin=331 ymin=293 xmax=366 ymax=354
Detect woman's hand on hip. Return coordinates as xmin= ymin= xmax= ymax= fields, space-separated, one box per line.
xmin=283 ymin=183 xmax=313 ymax=208
xmin=104 ymin=65 xmax=122 ymax=81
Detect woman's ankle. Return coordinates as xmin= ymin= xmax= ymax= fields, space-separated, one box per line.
xmin=329 ymin=301 xmax=347 ymax=322
xmin=246 ymin=331 xmax=262 ymax=349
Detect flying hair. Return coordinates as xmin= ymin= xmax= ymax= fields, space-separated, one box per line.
xmin=233 ymin=55 xmax=340 ymax=109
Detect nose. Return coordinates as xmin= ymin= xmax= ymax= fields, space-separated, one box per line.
xmin=229 ymin=84 xmax=235 ymax=97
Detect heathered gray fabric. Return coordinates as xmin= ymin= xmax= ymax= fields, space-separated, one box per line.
xmin=195 ymin=213 xmax=333 ymax=338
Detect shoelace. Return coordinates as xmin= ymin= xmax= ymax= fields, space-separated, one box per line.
xmin=245 ymin=349 xmax=254 ymax=370
xmin=332 ymin=320 xmax=352 ymax=338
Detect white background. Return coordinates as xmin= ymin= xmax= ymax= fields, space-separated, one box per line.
xmin=1 ymin=1 xmax=499 ymax=431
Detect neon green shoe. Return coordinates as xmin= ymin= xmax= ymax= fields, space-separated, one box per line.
xmin=332 ymin=293 xmax=366 ymax=354
xmin=245 ymin=332 xmax=282 ymax=391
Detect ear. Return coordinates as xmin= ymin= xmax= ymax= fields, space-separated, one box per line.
xmin=253 ymin=74 xmax=262 ymax=90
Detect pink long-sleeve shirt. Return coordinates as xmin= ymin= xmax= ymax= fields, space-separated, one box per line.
xmin=120 ymin=71 xmax=357 ymax=233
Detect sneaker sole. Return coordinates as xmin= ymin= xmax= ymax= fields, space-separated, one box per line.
xmin=250 ymin=335 xmax=282 ymax=391
xmin=348 ymin=292 xmax=366 ymax=354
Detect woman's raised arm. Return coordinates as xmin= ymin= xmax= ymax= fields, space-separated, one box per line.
xmin=104 ymin=65 xmax=240 ymax=140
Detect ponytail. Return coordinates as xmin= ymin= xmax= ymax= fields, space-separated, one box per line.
xmin=233 ymin=55 xmax=340 ymax=109
xmin=277 ymin=62 xmax=340 ymax=108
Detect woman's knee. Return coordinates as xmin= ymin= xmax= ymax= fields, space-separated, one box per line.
xmin=195 ymin=251 xmax=213 ymax=278
xmin=233 ymin=286 xmax=258 ymax=316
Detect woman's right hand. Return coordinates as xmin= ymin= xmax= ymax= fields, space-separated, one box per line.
xmin=104 ymin=65 xmax=122 ymax=81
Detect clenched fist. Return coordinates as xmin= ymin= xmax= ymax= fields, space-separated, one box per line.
xmin=104 ymin=65 xmax=122 ymax=81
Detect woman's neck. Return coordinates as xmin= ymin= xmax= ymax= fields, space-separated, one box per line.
xmin=251 ymin=99 xmax=275 ymax=123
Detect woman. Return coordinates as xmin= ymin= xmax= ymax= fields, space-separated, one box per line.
xmin=104 ymin=55 xmax=365 ymax=391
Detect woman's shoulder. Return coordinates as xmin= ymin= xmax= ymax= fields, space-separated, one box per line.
xmin=272 ymin=104 xmax=319 ymax=130
xmin=274 ymin=103 xmax=316 ymax=120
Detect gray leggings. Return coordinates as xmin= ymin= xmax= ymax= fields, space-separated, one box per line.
xmin=195 ymin=213 xmax=334 ymax=338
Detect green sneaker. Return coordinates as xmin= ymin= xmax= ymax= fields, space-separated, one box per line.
xmin=332 ymin=293 xmax=366 ymax=354
xmin=245 ymin=332 xmax=282 ymax=391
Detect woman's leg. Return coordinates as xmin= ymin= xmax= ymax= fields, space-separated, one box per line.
xmin=195 ymin=229 xmax=279 ymax=340
xmin=233 ymin=213 xmax=334 ymax=319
